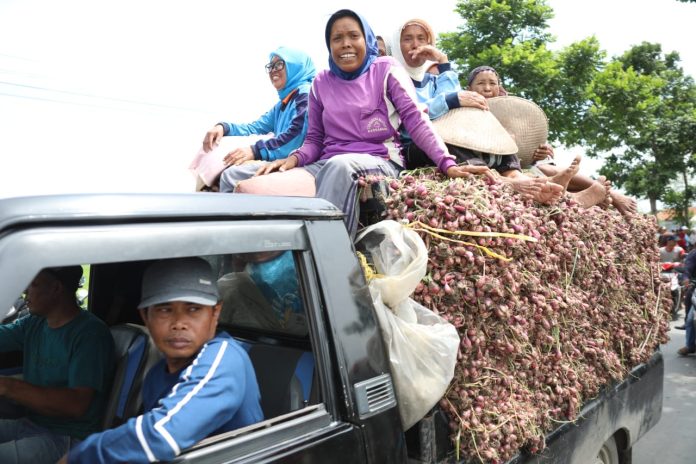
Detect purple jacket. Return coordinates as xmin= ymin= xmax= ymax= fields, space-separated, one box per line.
xmin=293 ymin=57 xmax=456 ymax=174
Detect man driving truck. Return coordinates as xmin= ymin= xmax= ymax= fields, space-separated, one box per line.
xmin=0 ymin=266 xmax=115 ymax=464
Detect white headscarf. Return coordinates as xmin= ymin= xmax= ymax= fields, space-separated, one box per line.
xmin=391 ymin=18 xmax=437 ymax=82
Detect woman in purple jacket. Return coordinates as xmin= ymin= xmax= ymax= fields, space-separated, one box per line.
xmin=257 ymin=9 xmax=491 ymax=237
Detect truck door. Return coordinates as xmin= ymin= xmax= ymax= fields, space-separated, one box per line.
xmin=0 ymin=218 xmax=369 ymax=463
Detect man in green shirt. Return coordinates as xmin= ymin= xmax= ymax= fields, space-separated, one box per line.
xmin=0 ymin=266 xmax=115 ymax=464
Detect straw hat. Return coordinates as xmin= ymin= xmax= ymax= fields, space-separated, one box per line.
xmin=487 ymin=96 xmax=548 ymax=168
xmin=432 ymin=107 xmax=518 ymax=155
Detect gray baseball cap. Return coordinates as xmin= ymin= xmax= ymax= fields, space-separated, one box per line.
xmin=138 ymin=257 xmax=219 ymax=309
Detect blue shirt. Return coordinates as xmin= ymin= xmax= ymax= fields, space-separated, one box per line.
xmin=219 ymin=46 xmax=315 ymax=162
xmin=411 ymin=63 xmax=462 ymax=120
xmin=685 ymin=249 xmax=696 ymax=280
xmin=0 ymin=311 xmax=115 ymax=439
xmin=69 ymin=332 xmax=263 ymax=463
xmin=400 ymin=63 xmax=461 ymax=147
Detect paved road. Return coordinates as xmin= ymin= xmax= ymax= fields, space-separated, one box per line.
xmin=633 ymin=309 xmax=696 ymax=464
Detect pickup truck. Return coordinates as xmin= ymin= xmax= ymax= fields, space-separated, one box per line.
xmin=0 ymin=194 xmax=663 ymax=464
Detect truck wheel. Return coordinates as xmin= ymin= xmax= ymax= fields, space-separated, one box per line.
xmin=594 ymin=435 xmax=619 ymax=464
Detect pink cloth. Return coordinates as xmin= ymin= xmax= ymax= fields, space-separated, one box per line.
xmin=189 ymin=135 xmax=267 ymax=187
xmin=236 ymin=168 xmax=316 ymax=197
xmin=189 ymin=146 xmax=228 ymax=187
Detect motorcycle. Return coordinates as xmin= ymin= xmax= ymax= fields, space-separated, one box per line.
xmin=661 ymin=262 xmax=687 ymax=320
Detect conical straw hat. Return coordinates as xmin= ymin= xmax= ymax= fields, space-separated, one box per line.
xmin=432 ymin=107 xmax=518 ymax=155
xmin=488 ymin=96 xmax=548 ymax=168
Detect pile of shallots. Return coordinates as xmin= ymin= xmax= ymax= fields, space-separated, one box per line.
xmin=373 ymin=170 xmax=670 ymax=463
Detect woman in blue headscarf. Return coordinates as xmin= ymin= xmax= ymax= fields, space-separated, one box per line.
xmin=201 ymin=46 xmax=316 ymax=192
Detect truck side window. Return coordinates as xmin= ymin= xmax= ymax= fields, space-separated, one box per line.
xmin=4 ymin=264 xmax=90 ymax=325
xmin=213 ymin=251 xmax=308 ymax=337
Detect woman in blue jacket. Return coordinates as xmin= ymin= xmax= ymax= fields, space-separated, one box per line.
xmin=202 ymin=47 xmax=316 ymax=192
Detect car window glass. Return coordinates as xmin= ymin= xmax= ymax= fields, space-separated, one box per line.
xmin=206 ymin=251 xmax=308 ymax=337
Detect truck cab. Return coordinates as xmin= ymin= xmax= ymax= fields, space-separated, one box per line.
xmin=0 ymin=194 xmax=663 ymax=463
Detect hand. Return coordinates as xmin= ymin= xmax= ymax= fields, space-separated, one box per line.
xmin=408 ymin=45 xmax=448 ymax=64
xmin=223 ymin=146 xmax=255 ymax=166
xmin=457 ymin=90 xmax=488 ymax=110
xmin=202 ymin=125 xmax=224 ymax=152
xmin=533 ymin=143 xmax=554 ymax=162
xmin=56 ymin=454 xmax=68 ymax=464
xmin=255 ymin=155 xmax=298 ymax=176
xmin=446 ymin=165 xmax=497 ymax=182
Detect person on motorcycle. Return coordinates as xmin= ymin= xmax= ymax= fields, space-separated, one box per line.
xmin=676 ymin=227 xmax=689 ymax=250
xmin=677 ymin=249 xmax=696 ymax=355
xmin=660 ymin=236 xmax=685 ymax=263
xmin=661 ymin=235 xmax=687 ymax=322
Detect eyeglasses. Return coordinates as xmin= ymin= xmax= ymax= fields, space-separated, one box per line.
xmin=265 ymin=60 xmax=286 ymax=73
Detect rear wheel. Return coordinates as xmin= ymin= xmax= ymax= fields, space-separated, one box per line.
xmin=594 ymin=435 xmax=619 ymax=464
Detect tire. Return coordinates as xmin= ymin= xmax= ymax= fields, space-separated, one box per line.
xmin=594 ymin=435 xmax=620 ymax=464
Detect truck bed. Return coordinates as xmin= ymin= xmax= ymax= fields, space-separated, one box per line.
xmin=406 ymin=350 xmax=664 ymax=464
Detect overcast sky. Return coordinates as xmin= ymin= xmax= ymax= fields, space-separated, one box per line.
xmin=1 ymin=0 xmax=694 ymax=211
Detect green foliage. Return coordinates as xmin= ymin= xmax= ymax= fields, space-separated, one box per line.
xmin=588 ymin=42 xmax=696 ymax=209
xmin=445 ymin=0 xmax=553 ymax=51
xmin=440 ymin=0 xmax=604 ymax=146
xmin=663 ymin=188 xmax=695 ymax=226
xmin=439 ymin=1 xmax=695 ymax=209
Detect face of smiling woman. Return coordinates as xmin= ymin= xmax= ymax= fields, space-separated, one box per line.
xmin=329 ymin=17 xmax=366 ymax=74
xmin=267 ymin=55 xmax=287 ymax=91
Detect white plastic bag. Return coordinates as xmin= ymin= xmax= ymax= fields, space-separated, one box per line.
xmin=355 ymin=220 xmax=460 ymax=430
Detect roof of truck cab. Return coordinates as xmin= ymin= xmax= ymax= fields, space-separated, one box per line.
xmin=0 ymin=193 xmax=344 ymax=231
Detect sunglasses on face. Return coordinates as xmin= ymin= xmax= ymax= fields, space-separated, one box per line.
xmin=265 ymin=60 xmax=286 ymax=73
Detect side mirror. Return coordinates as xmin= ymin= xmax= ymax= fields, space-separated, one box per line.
xmin=3 ymin=297 xmax=28 ymax=323
xmin=4 ymin=305 xmax=17 ymax=321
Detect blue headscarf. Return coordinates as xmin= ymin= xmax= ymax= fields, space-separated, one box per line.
xmin=324 ymin=9 xmax=379 ymax=80
xmin=270 ymin=46 xmax=316 ymax=100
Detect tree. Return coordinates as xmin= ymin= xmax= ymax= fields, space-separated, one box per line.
xmin=586 ymin=43 xmax=696 ymax=215
xmin=439 ymin=0 xmax=604 ymax=146
xmin=439 ymin=1 xmax=696 ymax=214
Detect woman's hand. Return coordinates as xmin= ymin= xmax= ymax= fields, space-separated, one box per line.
xmin=533 ymin=143 xmax=554 ymax=162
xmin=223 ymin=146 xmax=255 ymax=166
xmin=202 ymin=125 xmax=224 ymax=152
xmin=457 ymin=90 xmax=488 ymax=110
xmin=408 ymin=45 xmax=448 ymax=64
xmin=255 ymin=154 xmax=298 ymax=176
xmin=446 ymin=164 xmax=497 ymax=182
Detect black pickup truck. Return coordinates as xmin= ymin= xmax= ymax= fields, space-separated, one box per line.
xmin=0 ymin=194 xmax=663 ymax=464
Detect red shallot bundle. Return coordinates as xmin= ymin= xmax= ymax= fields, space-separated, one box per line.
xmin=370 ymin=169 xmax=670 ymax=463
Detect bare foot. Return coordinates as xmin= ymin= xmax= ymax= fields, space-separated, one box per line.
xmin=610 ymin=190 xmax=637 ymax=215
xmin=598 ymin=176 xmax=613 ymax=208
xmin=570 ymin=181 xmax=607 ymax=208
xmin=534 ymin=181 xmax=563 ymax=205
xmin=549 ymin=155 xmax=581 ymax=190
xmin=506 ymin=176 xmax=543 ymax=199
xmin=507 ymin=177 xmax=563 ymax=205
